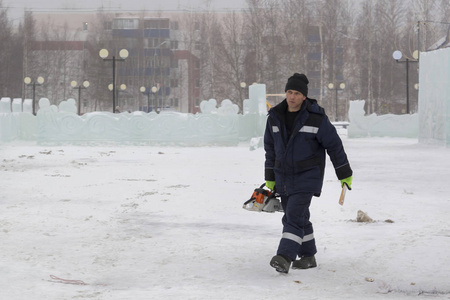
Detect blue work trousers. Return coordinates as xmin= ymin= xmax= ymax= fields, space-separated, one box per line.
xmin=276 ymin=192 xmax=317 ymax=261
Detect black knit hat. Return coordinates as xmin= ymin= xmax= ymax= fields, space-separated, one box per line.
xmin=285 ymin=73 xmax=309 ymax=97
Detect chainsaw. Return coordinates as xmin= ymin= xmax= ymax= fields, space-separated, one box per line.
xmin=242 ymin=183 xmax=283 ymax=213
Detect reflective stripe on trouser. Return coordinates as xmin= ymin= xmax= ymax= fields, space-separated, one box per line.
xmin=277 ymin=192 xmax=317 ymax=261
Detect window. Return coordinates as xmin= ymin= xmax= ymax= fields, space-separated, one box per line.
xmin=161 ymin=19 xmax=169 ymax=29
xmin=308 ymin=52 xmax=321 ymax=60
xmin=113 ymin=19 xmax=138 ymax=29
xmin=309 ymin=60 xmax=321 ymax=70
xmin=309 ymin=80 xmax=320 ymax=89
xmin=144 ymin=19 xmax=170 ymax=29
xmin=82 ymin=22 xmax=88 ymax=31
xmin=308 ymin=34 xmax=321 ymax=43
xmin=195 ymin=79 xmax=200 ymax=88
xmin=195 ymin=98 xmax=200 ymax=106
xmin=146 ymin=20 xmax=159 ymax=29
xmin=170 ymin=79 xmax=179 ymax=87
xmin=170 ymin=40 xmax=178 ymax=50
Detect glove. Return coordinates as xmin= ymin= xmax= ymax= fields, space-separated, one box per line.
xmin=340 ymin=176 xmax=352 ymax=190
xmin=265 ymin=180 xmax=275 ymax=191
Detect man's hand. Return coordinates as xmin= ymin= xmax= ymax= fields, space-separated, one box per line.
xmin=265 ymin=181 xmax=275 ymax=191
xmin=340 ymin=176 xmax=352 ymax=190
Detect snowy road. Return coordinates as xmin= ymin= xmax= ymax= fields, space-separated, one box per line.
xmin=1 ymin=137 xmax=449 ymax=299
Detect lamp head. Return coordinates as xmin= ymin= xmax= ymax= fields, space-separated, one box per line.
xmin=119 ymin=49 xmax=129 ymax=59
xmin=393 ymin=50 xmax=402 ymax=60
xmin=99 ymin=49 xmax=109 ymax=59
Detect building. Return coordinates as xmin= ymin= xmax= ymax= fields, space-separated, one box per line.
xmin=30 ymin=11 xmax=201 ymax=113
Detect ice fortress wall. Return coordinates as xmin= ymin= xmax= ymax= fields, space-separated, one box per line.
xmin=0 ymin=85 xmax=268 ymax=145
xmin=348 ymin=47 xmax=450 ymax=144
xmin=418 ymin=48 xmax=450 ymax=146
xmin=347 ymin=100 xmax=418 ymax=138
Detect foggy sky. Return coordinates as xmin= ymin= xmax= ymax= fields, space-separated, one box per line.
xmin=3 ymin=0 xmax=247 ymax=23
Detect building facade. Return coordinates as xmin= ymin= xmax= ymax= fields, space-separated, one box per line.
xmin=30 ymin=12 xmax=201 ymax=113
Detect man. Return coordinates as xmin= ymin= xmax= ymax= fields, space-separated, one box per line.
xmin=264 ymin=73 xmax=353 ymax=274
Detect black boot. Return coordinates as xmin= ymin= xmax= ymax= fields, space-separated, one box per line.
xmin=292 ymin=255 xmax=317 ymax=269
xmin=269 ymin=255 xmax=291 ymax=274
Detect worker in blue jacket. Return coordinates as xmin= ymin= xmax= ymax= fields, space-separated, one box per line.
xmin=265 ymin=73 xmax=353 ymax=274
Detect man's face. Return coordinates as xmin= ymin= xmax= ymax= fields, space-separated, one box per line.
xmin=286 ymin=90 xmax=306 ymax=112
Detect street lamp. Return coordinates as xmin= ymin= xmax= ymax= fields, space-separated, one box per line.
xmin=140 ymin=86 xmax=158 ymax=112
xmin=108 ymin=83 xmax=126 ymax=112
xmin=328 ymin=82 xmax=345 ymax=121
xmin=240 ymin=81 xmax=247 ymax=97
xmin=392 ymin=50 xmax=419 ymax=114
xmin=140 ymin=86 xmax=150 ymax=112
xmin=153 ymin=41 xmax=168 ymax=111
xmin=152 ymin=86 xmax=159 ymax=112
xmin=70 ymin=80 xmax=90 ymax=115
xmin=99 ymin=48 xmax=129 ymax=113
xmin=24 ymin=76 xmax=45 ymax=115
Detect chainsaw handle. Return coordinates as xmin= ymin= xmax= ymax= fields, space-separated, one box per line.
xmin=243 ymin=198 xmax=255 ymax=206
xmin=261 ymin=182 xmax=277 ymax=192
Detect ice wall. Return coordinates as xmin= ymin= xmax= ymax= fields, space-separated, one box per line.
xmin=0 ymin=98 xmax=36 ymax=142
xmin=0 ymin=84 xmax=268 ymax=145
xmin=348 ymin=100 xmax=418 ymax=138
xmin=418 ymin=48 xmax=450 ymax=146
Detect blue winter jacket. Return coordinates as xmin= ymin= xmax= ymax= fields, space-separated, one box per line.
xmin=264 ymin=98 xmax=352 ymax=196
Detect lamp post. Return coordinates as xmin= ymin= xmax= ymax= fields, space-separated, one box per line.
xmin=240 ymin=82 xmax=247 ymax=96
xmin=328 ymin=82 xmax=345 ymax=121
xmin=24 ymin=76 xmax=45 ymax=115
xmin=239 ymin=82 xmax=247 ymax=113
xmin=153 ymin=41 xmax=168 ymax=111
xmin=392 ymin=50 xmax=419 ymax=114
xmin=71 ymin=80 xmax=90 ymax=115
xmin=108 ymin=83 xmax=126 ymax=112
xmin=152 ymin=85 xmax=159 ymax=112
xmin=99 ymin=48 xmax=128 ymax=113
xmin=140 ymin=86 xmax=151 ymax=112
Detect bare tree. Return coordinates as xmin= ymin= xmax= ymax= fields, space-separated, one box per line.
xmin=197 ymin=6 xmax=224 ymax=101
xmin=21 ymin=12 xmax=39 ymax=100
xmin=244 ymin=0 xmax=268 ymax=85
xmin=85 ymin=10 xmax=116 ymax=112
xmin=374 ymin=0 xmax=406 ymax=113
xmin=216 ymin=11 xmax=248 ymax=111
xmin=0 ymin=3 xmax=25 ymax=98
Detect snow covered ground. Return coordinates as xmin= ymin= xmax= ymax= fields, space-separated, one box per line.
xmin=1 ymin=135 xmax=449 ymax=299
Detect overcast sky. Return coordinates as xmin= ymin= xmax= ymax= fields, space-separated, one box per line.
xmin=3 ymin=0 xmax=247 ymax=23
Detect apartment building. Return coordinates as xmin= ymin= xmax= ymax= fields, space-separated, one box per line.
xmin=31 ymin=12 xmax=201 ymax=113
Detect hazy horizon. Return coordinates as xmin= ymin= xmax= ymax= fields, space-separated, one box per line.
xmin=3 ymin=0 xmax=248 ymax=23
